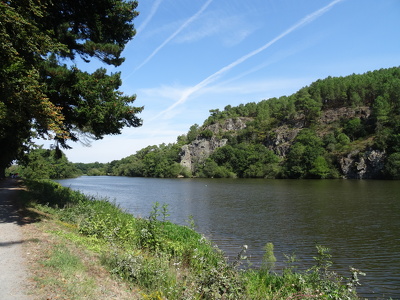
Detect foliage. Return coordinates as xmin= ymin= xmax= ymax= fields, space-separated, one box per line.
xmin=74 ymin=162 xmax=108 ymax=176
xmin=0 ymin=0 xmax=142 ymax=177
xmin=282 ymin=129 xmax=337 ymax=179
xmin=202 ymin=143 xmax=280 ymax=178
xmin=261 ymin=243 xmax=276 ymax=272
xmin=8 ymin=146 xmax=80 ymax=179
xmin=343 ymin=118 xmax=367 ymax=141
xmin=110 ymin=143 xmax=188 ymax=178
xmin=384 ymin=152 xmax=400 ymax=179
xmin=243 ymin=244 xmax=363 ymax=300
xmin=187 ymin=124 xmax=200 ymax=143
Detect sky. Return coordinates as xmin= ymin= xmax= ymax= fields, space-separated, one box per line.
xmin=42 ymin=0 xmax=400 ymax=163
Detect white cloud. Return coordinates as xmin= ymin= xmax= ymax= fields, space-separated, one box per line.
xmin=204 ymin=78 xmax=313 ymax=96
xmin=139 ymin=84 xmax=188 ymax=101
xmin=222 ymin=28 xmax=254 ymax=47
xmin=175 ymin=13 xmax=256 ymax=46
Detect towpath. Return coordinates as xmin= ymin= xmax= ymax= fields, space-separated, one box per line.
xmin=0 ymin=179 xmax=32 ymax=299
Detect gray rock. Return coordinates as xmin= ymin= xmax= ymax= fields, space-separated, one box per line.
xmin=339 ymin=149 xmax=386 ymax=179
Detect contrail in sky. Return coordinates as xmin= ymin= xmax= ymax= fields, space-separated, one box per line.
xmin=136 ymin=0 xmax=164 ymax=35
xmin=154 ymin=0 xmax=345 ymax=120
xmin=124 ymin=0 xmax=163 ymax=52
xmin=125 ymin=0 xmax=213 ymax=78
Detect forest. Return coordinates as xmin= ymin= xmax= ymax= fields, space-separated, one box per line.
xmin=11 ymin=67 xmax=400 ymax=180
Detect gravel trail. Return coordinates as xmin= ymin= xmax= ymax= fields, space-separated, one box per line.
xmin=0 ymin=179 xmax=32 ymax=300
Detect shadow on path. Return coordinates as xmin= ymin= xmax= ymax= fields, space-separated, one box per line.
xmin=0 ymin=239 xmax=39 ymax=248
xmin=0 ymin=178 xmax=33 ymax=300
xmin=0 ymin=179 xmax=40 ymax=226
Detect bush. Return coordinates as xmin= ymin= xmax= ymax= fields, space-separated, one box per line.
xmin=385 ymin=152 xmax=400 ymax=179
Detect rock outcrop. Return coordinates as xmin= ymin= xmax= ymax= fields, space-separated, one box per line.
xmin=339 ymin=149 xmax=386 ymax=179
xmin=180 ymin=118 xmax=249 ymax=172
xmin=264 ymin=125 xmax=301 ymax=157
xmin=205 ymin=117 xmax=251 ymax=132
xmin=180 ymin=138 xmax=228 ymax=172
xmin=319 ymin=106 xmax=371 ymax=124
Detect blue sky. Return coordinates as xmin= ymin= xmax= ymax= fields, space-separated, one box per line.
xmin=52 ymin=0 xmax=400 ymax=163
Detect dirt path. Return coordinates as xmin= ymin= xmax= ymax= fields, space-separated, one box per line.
xmin=0 ymin=179 xmax=32 ymax=299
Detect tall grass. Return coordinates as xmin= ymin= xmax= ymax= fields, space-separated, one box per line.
xmin=25 ymin=179 xmax=363 ymax=299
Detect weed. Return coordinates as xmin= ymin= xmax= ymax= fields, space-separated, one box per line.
xmin=262 ymin=242 xmax=276 ymax=273
xmin=347 ymin=267 xmax=366 ymax=293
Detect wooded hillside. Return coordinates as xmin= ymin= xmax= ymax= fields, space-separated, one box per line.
xmin=51 ymin=67 xmax=400 ymax=179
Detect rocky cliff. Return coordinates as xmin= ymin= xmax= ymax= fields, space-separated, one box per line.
xmin=180 ymin=118 xmax=249 ymax=172
xmin=179 ymin=107 xmax=386 ymax=179
xmin=338 ymin=149 xmax=386 ymax=179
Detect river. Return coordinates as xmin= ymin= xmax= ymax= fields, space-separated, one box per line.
xmin=56 ymin=176 xmax=400 ymax=299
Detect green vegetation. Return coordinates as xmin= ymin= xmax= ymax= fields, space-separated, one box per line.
xmin=24 ymin=179 xmax=364 ymax=299
xmin=69 ymin=67 xmax=400 ymax=179
xmin=7 ymin=146 xmax=81 ymax=179
xmin=9 ymin=67 xmax=400 ymax=180
xmin=0 ymin=0 xmax=142 ymax=178
xmin=195 ymin=67 xmax=400 ymax=179
xmin=35 ymin=244 xmax=100 ymax=299
xmin=110 ymin=143 xmax=190 ymax=178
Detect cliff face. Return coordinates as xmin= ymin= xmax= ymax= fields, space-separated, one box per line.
xmin=338 ymin=149 xmax=386 ymax=179
xmin=179 ymin=107 xmax=386 ymax=179
xmin=180 ymin=138 xmax=228 ymax=172
xmin=180 ymin=118 xmax=249 ymax=172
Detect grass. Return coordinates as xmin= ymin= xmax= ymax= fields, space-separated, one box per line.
xmin=21 ymin=179 xmax=365 ymax=299
xmin=43 ymin=244 xmax=84 ymax=275
xmin=38 ymin=245 xmax=97 ymax=299
xmin=23 ymin=218 xmax=140 ymax=299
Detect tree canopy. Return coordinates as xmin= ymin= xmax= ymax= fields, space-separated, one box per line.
xmin=0 ymin=0 xmax=142 ymax=177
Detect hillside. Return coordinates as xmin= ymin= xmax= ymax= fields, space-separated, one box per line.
xmin=84 ymin=67 xmax=400 ymax=179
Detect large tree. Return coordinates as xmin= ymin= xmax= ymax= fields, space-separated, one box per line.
xmin=0 ymin=0 xmax=142 ymax=177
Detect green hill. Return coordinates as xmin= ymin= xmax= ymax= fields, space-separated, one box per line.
xmin=90 ymin=67 xmax=400 ymax=179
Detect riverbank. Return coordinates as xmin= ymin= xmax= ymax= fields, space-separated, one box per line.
xmin=16 ymin=179 xmax=367 ymax=299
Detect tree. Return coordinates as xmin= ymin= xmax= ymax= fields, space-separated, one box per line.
xmin=0 ymin=0 xmax=142 ymax=177
xmin=283 ymin=129 xmax=326 ymax=178
xmin=372 ymin=94 xmax=391 ymax=127
xmin=15 ymin=146 xmax=80 ymax=179
xmin=343 ymin=118 xmax=363 ymax=141
xmin=309 ymin=156 xmax=331 ymax=179
xmin=295 ymin=89 xmax=322 ymax=125
xmin=186 ymin=124 xmax=200 ymax=143
xmin=384 ymin=152 xmax=400 ymax=179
